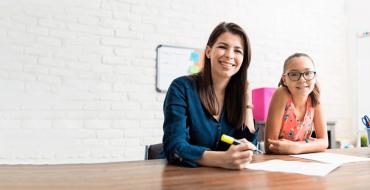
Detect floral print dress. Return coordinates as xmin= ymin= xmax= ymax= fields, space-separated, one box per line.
xmin=279 ymin=96 xmax=314 ymax=141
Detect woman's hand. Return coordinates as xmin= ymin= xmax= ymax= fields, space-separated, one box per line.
xmin=267 ymin=138 xmax=301 ymax=154
xmin=220 ymin=139 xmax=256 ymax=170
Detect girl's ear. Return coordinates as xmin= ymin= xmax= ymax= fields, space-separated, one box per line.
xmin=282 ymin=76 xmax=287 ymax=86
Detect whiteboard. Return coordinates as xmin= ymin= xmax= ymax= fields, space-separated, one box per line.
xmin=357 ymin=37 xmax=370 ymax=118
xmin=156 ymin=45 xmax=204 ymax=92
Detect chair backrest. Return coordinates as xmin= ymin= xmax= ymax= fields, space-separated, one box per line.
xmin=144 ymin=143 xmax=163 ymax=160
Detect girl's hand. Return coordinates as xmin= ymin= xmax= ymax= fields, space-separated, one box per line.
xmin=268 ymin=138 xmax=301 ymax=154
xmin=220 ymin=139 xmax=256 ymax=170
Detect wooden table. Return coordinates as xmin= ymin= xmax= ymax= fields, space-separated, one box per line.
xmin=0 ymin=148 xmax=369 ymax=190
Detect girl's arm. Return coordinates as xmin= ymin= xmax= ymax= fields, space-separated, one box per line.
xmin=267 ymin=102 xmax=329 ymax=154
xmin=264 ymin=87 xmax=289 ymax=153
xmin=294 ymin=104 xmax=328 ymax=153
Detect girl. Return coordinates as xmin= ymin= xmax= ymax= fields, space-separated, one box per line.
xmin=163 ymin=22 xmax=257 ymax=169
xmin=265 ymin=53 xmax=328 ymax=154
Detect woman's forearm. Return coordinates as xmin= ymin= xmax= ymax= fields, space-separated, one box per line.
xmin=195 ymin=143 xmax=255 ymax=169
xmin=244 ymin=81 xmax=256 ymax=133
xmin=244 ymin=88 xmax=255 ymax=133
xmin=244 ymin=107 xmax=255 ymax=133
xmin=195 ymin=151 xmax=225 ymax=167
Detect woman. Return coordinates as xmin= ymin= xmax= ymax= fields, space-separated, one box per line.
xmin=162 ymin=22 xmax=257 ymax=169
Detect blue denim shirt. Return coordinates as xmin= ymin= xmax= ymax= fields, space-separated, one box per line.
xmin=162 ymin=76 xmax=257 ymax=167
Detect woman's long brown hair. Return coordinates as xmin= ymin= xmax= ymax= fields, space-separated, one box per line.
xmin=190 ymin=22 xmax=251 ymax=129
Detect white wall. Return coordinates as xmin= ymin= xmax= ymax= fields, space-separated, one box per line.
xmin=346 ymin=0 xmax=370 ymax=146
xmin=0 ymin=0 xmax=350 ymax=164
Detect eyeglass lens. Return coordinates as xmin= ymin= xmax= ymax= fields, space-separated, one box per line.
xmin=287 ymin=71 xmax=315 ymax=81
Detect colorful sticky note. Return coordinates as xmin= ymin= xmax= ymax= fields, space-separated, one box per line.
xmin=190 ymin=51 xmax=200 ymax=62
xmin=188 ymin=65 xmax=200 ymax=74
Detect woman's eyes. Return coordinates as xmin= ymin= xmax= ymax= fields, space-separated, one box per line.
xmin=217 ymin=45 xmax=226 ymax=49
xmin=235 ymin=50 xmax=243 ymax=54
xmin=216 ymin=46 xmax=243 ymax=54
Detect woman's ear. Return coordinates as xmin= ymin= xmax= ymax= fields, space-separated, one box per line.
xmin=205 ymin=46 xmax=211 ymax=59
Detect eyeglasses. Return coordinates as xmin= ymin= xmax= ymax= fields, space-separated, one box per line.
xmin=284 ymin=71 xmax=316 ymax=81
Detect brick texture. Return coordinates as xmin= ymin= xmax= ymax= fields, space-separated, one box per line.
xmin=0 ymin=0 xmax=350 ymax=164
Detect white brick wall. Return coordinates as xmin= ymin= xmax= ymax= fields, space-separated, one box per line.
xmin=0 ymin=0 xmax=351 ymax=164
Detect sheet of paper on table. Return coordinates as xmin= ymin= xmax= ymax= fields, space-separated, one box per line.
xmin=290 ymin=152 xmax=370 ymax=164
xmin=245 ymin=159 xmax=340 ymax=176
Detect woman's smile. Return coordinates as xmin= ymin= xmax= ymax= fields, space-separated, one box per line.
xmin=219 ymin=60 xmax=236 ymax=69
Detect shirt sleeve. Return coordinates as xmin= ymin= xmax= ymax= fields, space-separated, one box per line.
xmin=162 ymin=78 xmax=209 ymax=167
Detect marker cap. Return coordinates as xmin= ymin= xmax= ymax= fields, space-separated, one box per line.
xmin=221 ymin=134 xmax=239 ymax=145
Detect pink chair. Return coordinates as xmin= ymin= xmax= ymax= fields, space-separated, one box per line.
xmin=252 ymin=87 xmax=276 ymax=122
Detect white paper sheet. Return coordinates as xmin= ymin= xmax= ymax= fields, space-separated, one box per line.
xmin=290 ymin=152 xmax=370 ymax=164
xmin=245 ymin=159 xmax=340 ymax=176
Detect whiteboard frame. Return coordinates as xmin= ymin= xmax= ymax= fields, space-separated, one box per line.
xmin=155 ymin=44 xmax=202 ymax=93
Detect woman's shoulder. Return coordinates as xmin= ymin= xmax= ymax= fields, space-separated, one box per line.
xmin=168 ymin=75 xmax=197 ymax=92
xmin=171 ymin=75 xmax=195 ymax=87
xmin=172 ymin=75 xmax=193 ymax=83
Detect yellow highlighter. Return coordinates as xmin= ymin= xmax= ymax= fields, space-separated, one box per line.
xmin=221 ymin=134 xmax=264 ymax=154
xmin=221 ymin=134 xmax=242 ymax=145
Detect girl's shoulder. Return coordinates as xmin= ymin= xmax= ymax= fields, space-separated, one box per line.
xmin=273 ymin=86 xmax=290 ymax=101
xmin=269 ymin=87 xmax=290 ymax=110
